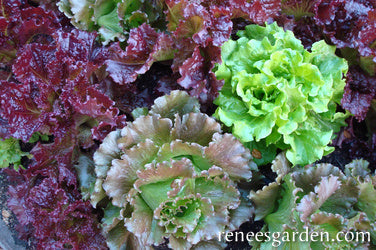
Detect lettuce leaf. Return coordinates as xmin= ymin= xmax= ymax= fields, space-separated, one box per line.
xmin=214 ymin=22 xmax=349 ymax=166
xmin=250 ymin=155 xmax=376 ymax=248
xmin=91 ymin=91 xmax=256 ymax=248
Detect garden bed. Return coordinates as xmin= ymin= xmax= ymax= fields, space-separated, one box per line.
xmin=1 ymin=0 xmax=376 ymax=249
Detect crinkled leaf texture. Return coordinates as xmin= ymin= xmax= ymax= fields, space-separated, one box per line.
xmin=249 ymin=154 xmax=376 ymax=248
xmin=341 ymin=66 xmax=376 ymax=121
xmin=0 ymin=28 xmax=124 ymax=145
xmin=90 ymin=90 xmax=256 ymax=249
xmin=0 ymin=0 xmax=65 ymax=80
xmin=166 ymin=0 xmax=282 ymax=107
xmin=6 ymin=132 xmax=107 ymax=249
xmin=214 ymin=22 xmax=349 ymax=166
xmin=277 ymin=0 xmax=376 ymax=121
xmin=0 ymin=137 xmax=30 ymax=170
xmin=57 ymin=0 xmax=165 ymax=44
xmin=105 ymin=23 xmax=175 ymax=85
xmin=99 ymin=0 xmax=284 ymax=110
xmin=0 ymin=4 xmax=127 ymax=248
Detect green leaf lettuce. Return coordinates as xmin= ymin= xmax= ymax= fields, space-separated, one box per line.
xmin=214 ymin=22 xmax=349 ymax=166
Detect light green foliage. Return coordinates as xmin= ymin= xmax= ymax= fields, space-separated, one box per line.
xmin=215 ymin=22 xmax=349 ymax=166
xmin=28 ymin=132 xmax=49 ymax=143
xmin=0 ymin=137 xmax=30 ymax=170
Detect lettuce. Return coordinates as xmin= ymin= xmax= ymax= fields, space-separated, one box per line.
xmin=0 ymin=137 xmax=30 ymax=170
xmin=214 ymin=22 xmax=349 ymax=166
xmin=90 ymin=91 xmax=256 ymax=249
xmin=283 ymin=0 xmax=376 ymax=121
xmin=57 ymin=0 xmax=165 ymax=44
xmin=249 ymin=154 xmax=376 ymax=248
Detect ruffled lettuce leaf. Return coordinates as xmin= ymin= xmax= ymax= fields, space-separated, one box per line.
xmin=277 ymin=0 xmax=376 ymax=121
xmin=249 ymin=155 xmax=376 ymax=248
xmin=91 ymin=91 xmax=256 ymax=248
xmin=57 ymin=0 xmax=166 ymax=44
xmin=341 ymin=65 xmax=376 ymax=121
xmin=5 ymin=130 xmax=107 ymax=249
xmin=105 ymin=24 xmax=175 ymax=85
xmin=0 ymin=3 xmax=128 ymax=248
xmin=215 ymin=22 xmax=349 ymax=166
xmin=0 ymin=1 xmax=63 ymax=80
xmin=0 ymin=28 xmax=123 ymax=145
xmin=66 ymin=0 xmax=282 ymax=113
xmin=0 ymin=137 xmax=31 ymax=170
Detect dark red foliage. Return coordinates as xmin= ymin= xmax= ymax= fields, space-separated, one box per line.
xmin=0 ymin=0 xmax=67 ymax=47
xmin=14 ymin=7 xmax=62 ymax=45
xmin=13 ymin=30 xmax=109 ymax=88
xmin=0 ymin=28 xmax=120 ymax=146
xmin=209 ymin=6 xmax=233 ymax=47
xmin=12 ymin=43 xmax=57 ymax=85
xmin=0 ymin=81 xmax=53 ymax=141
xmin=6 ymin=146 xmax=107 ymax=249
xmin=166 ymin=0 xmax=225 ymax=104
xmin=60 ymin=82 xmax=122 ymax=147
xmin=0 ymin=1 xmax=64 ymax=80
xmin=5 ymin=128 xmax=107 ymax=249
xmin=311 ymin=0 xmax=376 ymax=76
xmin=0 ymin=1 xmax=131 ymax=248
xmin=341 ymin=66 xmax=376 ymax=121
xmin=29 ymin=0 xmax=63 ymax=12
xmin=164 ymin=0 xmax=283 ymax=106
xmin=178 ymin=46 xmax=207 ymax=91
xmin=165 ymin=0 xmax=250 ymax=105
xmin=313 ymin=0 xmax=369 ymax=49
xmin=2 ymin=0 xmax=376 ymax=248
xmin=0 ymin=117 xmax=10 ymax=138
xmin=106 ymin=24 xmax=174 ymax=85
xmin=1 ymin=9 xmax=178 ymax=247
xmin=229 ymin=0 xmax=282 ymax=23
xmin=100 ymin=62 xmax=182 ymax=115
xmin=278 ymin=16 xmax=324 ymax=49
xmin=104 ymin=0 xmax=282 ymax=108
xmin=52 ymin=30 xmax=109 ymax=80
xmin=281 ymin=0 xmax=318 ymax=17
xmin=347 ymin=134 xmax=376 ymax=170
xmin=333 ymin=117 xmax=376 ymax=171
xmin=178 ymin=45 xmax=223 ymax=109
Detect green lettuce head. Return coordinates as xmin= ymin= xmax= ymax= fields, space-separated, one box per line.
xmin=214 ymin=22 xmax=349 ymax=166
xmin=91 ymin=91 xmax=256 ymax=249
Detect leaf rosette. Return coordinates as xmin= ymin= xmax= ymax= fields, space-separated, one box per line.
xmin=91 ymin=90 xmax=256 ymax=249
xmin=249 ymin=154 xmax=376 ymax=248
xmin=214 ymin=22 xmax=349 ymax=166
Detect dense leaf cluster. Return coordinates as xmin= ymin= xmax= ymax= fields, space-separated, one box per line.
xmin=60 ymin=0 xmax=282 ymax=109
xmin=0 ymin=0 xmax=375 ymax=249
xmin=214 ymin=22 xmax=349 ymax=166
xmin=278 ymin=0 xmax=376 ymax=121
xmin=0 ymin=0 xmax=121 ymax=248
xmin=90 ymin=91 xmax=256 ymax=249
xmin=5 ymin=134 xmax=107 ymax=249
xmin=0 ymin=138 xmax=30 ymax=170
xmin=250 ymin=154 xmax=376 ymax=248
